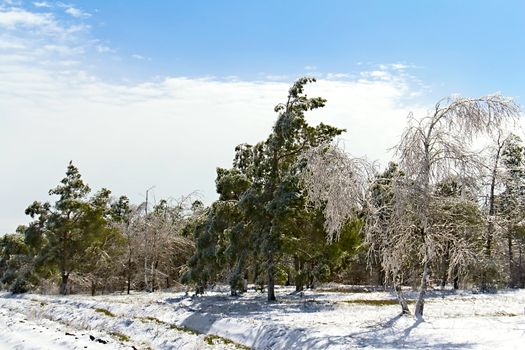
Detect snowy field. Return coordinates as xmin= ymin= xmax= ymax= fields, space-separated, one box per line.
xmin=0 ymin=286 xmax=524 ymax=350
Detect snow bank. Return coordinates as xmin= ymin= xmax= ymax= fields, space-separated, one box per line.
xmin=1 ymin=287 xmax=524 ymax=349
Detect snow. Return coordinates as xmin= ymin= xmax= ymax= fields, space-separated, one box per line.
xmin=0 ymin=286 xmax=524 ymax=349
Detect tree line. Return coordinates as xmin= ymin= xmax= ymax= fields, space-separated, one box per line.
xmin=1 ymin=78 xmax=523 ymax=318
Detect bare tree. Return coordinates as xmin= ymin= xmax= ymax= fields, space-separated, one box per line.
xmin=301 ymin=94 xmax=519 ymax=318
xmin=136 ymin=193 xmax=197 ymax=292
xmin=112 ymin=202 xmax=143 ymax=294
xmin=391 ymin=95 xmax=519 ymax=317
xmin=478 ymin=131 xmax=511 ymax=290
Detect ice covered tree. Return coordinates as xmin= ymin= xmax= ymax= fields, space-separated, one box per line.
xmin=109 ymin=195 xmax=136 ymax=294
xmin=182 ymin=172 xmax=248 ymax=296
xmin=433 ymin=175 xmax=481 ymax=289
xmin=78 ymin=189 xmax=125 ymax=296
xmin=138 ymin=196 xmax=195 ymax=292
xmin=498 ymin=134 xmax=525 ymax=287
xmin=386 ymin=95 xmax=518 ymax=317
xmin=478 ymin=131 xmax=512 ymax=290
xmin=301 ymin=95 xmax=519 ymax=317
xmin=236 ymin=78 xmax=343 ymax=301
xmin=183 ymin=77 xmax=344 ymax=301
xmin=300 ymin=143 xmax=373 ymax=242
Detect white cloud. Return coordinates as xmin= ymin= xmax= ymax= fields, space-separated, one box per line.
xmin=64 ymin=6 xmax=90 ymax=18
xmin=43 ymin=43 xmax=83 ymax=55
xmin=264 ymin=74 xmax=288 ymax=81
xmin=0 ymin=8 xmax=55 ymax=29
xmin=0 ymin=63 xmax=424 ymax=234
xmin=391 ymin=63 xmax=410 ymax=70
xmin=33 ymin=1 xmax=51 ymax=8
xmin=96 ymin=44 xmax=114 ymax=53
xmin=132 ymin=53 xmax=151 ymax=61
xmin=0 ymin=5 xmax=106 ymax=75
xmin=325 ymin=72 xmax=351 ymax=80
xmin=367 ymin=70 xmax=391 ymax=80
xmin=0 ymin=6 xmax=89 ymax=39
xmin=0 ymin=37 xmax=25 ymax=49
xmin=304 ymin=65 xmax=317 ymax=71
xmin=0 ymin=3 xmax=427 ymax=235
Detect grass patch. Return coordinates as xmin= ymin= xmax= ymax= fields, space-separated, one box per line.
xmin=169 ymin=323 xmax=200 ymax=335
xmin=142 ymin=316 xmax=165 ymax=324
xmin=492 ymin=311 xmax=518 ymax=317
xmin=341 ymin=299 xmax=415 ymax=306
xmin=110 ymin=331 xmax=130 ymax=342
xmin=94 ymin=307 xmax=115 ymax=317
xmin=204 ymin=334 xmax=250 ymax=349
xmin=139 ymin=316 xmax=199 ymax=335
xmin=138 ymin=316 xmax=246 ymax=348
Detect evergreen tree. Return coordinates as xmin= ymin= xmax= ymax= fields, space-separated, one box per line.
xmin=0 ymin=230 xmax=34 ymax=293
xmin=184 ymin=78 xmax=344 ymax=301
xmin=79 ymin=189 xmax=125 ymax=295
xmin=499 ymin=134 xmax=525 ymax=287
xmin=182 ymin=167 xmax=250 ymax=295
xmin=235 ymin=77 xmax=343 ymax=301
xmin=23 ymin=161 xmax=113 ymax=295
xmin=109 ymin=195 xmax=135 ymax=294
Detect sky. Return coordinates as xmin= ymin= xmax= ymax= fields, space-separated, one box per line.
xmin=1 ymin=0 xmax=525 ymax=234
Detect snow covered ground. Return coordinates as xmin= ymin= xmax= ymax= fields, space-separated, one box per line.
xmin=0 ymin=286 xmax=524 ymax=349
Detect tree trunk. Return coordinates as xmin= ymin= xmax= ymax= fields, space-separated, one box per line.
xmin=441 ymin=270 xmax=447 ymax=289
xmin=394 ymin=277 xmax=410 ymax=315
xmin=243 ymin=277 xmax=248 ymax=293
xmin=414 ymin=260 xmax=430 ymax=318
xmin=482 ymin=139 xmax=502 ymax=291
xmin=295 ymin=280 xmax=303 ymax=292
xmin=267 ymin=254 xmax=276 ymax=301
xmin=285 ymin=271 xmax=291 ymax=286
xmin=377 ymin=264 xmax=385 ymax=288
xmin=508 ymin=232 xmax=514 ymax=287
xmin=481 ymin=217 xmax=495 ymax=291
xmin=441 ymin=242 xmax=450 ymax=289
xmin=60 ymin=272 xmax=69 ymax=295
xmin=294 ymin=255 xmax=304 ymax=292
xmin=151 ymin=261 xmax=156 ymax=292
xmin=144 ymin=257 xmax=148 ymax=291
xmin=91 ymin=280 xmax=96 ymax=296
xmin=308 ymin=275 xmax=315 ymax=289
xmin=127 ymin=258 xmax=132 ymax=295
xmin=519 ymin=242 xmax=524 ymax=288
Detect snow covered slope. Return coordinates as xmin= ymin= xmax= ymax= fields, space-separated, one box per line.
xmin=0 ymin=287 xmax=524 ymax=349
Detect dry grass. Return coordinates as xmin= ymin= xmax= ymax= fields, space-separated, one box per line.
xmin=94 ymin=307 xmax=115 ymax=317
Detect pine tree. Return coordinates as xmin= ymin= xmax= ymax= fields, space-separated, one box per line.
xmin=0 ymin=230 xmax=33 ymax=293
xmin=184 ymin=78 xmax=344 ymax=301
xmin=499 ymin=134 xmax=525 ymax=287
xmin=235 ymin=78 xmax=343 ymax=301
xmin=23 ymin=161 xmax=113 ymax=295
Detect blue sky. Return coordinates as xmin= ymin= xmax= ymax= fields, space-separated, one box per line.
xmin=1 ymin=0 xmax=525 ymax=234
xmin=56 ymin=0 xmax=525 ymax=99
